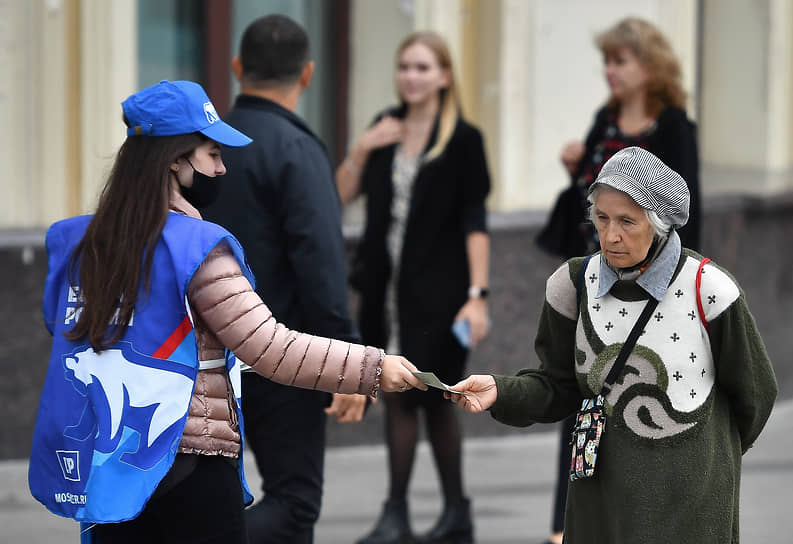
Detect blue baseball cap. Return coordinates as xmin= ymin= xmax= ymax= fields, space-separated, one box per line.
xmin=121 ymin=80 xmax=252 ymax=147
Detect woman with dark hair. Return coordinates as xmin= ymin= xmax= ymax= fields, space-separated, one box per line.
xmin=337 ymin=31 xmax=491 ymax=544
xmin=536 ymin=17 xmax=702 ymax=544
xmin=28 ymin=80 xmax=425 ymax=544
xmin=448 ymin=147 xmax=776 ymax=544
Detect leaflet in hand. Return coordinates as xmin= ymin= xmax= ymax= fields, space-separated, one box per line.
xmin=412 ymin=372 xmax=470 ymax=396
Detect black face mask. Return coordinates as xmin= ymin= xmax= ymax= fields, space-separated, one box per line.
xmin=179 ymin=159 xmax=220 ymax=209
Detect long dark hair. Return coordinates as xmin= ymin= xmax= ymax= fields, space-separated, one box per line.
xmin=66 ymin=131 xmax=204 ymax=351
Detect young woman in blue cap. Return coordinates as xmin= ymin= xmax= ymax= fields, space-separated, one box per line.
xmin=28 ymin=80 xmax=425 ymax=543
xmin=446 ymin=147 xmax=777 ymax=543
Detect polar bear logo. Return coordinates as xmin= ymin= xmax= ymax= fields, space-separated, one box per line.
xmin=62 ymin=344 xmax=195 ymax=470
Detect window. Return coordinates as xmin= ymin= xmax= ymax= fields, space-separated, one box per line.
xmin=138 ymin=0 xmax=204 ymax=87
xmin=136 ymin=0 xmax=347 ymax=162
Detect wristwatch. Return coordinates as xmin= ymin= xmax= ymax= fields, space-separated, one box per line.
xmin=467 ymin=286 xmax=489 ymax=299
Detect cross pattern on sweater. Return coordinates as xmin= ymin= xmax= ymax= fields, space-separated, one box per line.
xmin=577 ymin=255 xmax=729 ymax=414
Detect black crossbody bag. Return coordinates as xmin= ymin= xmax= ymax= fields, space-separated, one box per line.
xmin=569 ymin=256 xmax=659 ymax=481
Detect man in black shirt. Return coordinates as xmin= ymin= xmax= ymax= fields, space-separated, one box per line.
xmin=202 ymin=15 xmax=365 ymax=543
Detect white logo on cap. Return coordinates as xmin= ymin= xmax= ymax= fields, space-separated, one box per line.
xmin=203 ymin=102 xmax=219 ymax=124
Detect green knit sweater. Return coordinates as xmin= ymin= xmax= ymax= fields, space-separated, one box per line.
xmin=490 ymin=250 xmax=777 ymax=543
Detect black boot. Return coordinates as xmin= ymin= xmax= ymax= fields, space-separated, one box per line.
xmin=416 ymin=497 xmax=474 ymax=544
xmin=357 ymin=499 xmax=414 ymax=544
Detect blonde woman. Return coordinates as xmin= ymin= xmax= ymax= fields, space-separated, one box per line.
xmin=337 ymin=31 xmax=491 ymax=544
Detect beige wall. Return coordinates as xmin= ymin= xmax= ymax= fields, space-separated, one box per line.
xmin=700 ymin=0 xmax=793 ymax=195
xmin=1 ymin=0 xmax=64 ymax=228
xmin=0 ymin=0 xmax=136 ymax=229
xmin=78 ymin=0 xmax=138 ymax=214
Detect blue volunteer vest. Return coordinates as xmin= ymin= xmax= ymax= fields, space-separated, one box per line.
xmin=29 ymin=212 xmax=256 ymax=525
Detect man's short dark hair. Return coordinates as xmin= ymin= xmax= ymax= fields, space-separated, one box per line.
xmin=239 ymin=14 xmax=310 ymax=88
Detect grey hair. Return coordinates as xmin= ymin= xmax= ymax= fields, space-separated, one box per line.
xmin=587 ymin=185 xmax=672 ymax=237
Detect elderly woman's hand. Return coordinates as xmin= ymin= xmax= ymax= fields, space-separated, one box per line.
xmin=444 ymin=375 xmax=497 ymax=413
xmin=379 ymin=355 xmax=428 ymax=393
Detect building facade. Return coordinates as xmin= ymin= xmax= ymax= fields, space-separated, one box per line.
xmin=3 ymin=0 xmax=793 ymax=229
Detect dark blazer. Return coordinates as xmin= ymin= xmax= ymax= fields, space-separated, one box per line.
xmin=577 ymin=106 xmax=701 ymax=250
xmin=202 ymin=95 xmax=358 ymax=344
xmin=355 ymin=109 xmax=490 ymax=374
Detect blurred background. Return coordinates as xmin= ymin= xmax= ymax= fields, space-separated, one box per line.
xmin=1 ymin=0 xmax=791 ymax=457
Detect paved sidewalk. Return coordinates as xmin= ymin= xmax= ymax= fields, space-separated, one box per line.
xmin=3 ymin=400 xmax=791 ymax=543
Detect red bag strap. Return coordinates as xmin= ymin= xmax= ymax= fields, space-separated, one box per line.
xmin=696 ymin=257 xmax=711 ymax=331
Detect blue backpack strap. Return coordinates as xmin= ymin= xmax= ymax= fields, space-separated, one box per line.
xmin=576 ymin=254 xmax=594 ymax=314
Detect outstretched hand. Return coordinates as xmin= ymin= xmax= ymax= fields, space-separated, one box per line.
xmin=444 ymin=375 xmax=498 ymax=413
xmin=379 ymin=355 xmax=429 ymax=393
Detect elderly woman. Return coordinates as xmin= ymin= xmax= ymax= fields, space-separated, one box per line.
xmin=447 ymin=146 xmax=777 ymax=543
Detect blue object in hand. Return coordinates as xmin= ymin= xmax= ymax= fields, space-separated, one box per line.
xmin=451 ymin=319 xmax=471 ymax=348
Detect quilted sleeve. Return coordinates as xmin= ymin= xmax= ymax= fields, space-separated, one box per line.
xmin=187 ymin=243 xmax=383 ymax=396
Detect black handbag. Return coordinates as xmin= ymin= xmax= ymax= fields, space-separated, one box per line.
xmin=535 ymin=185 xmax=590 ymax=259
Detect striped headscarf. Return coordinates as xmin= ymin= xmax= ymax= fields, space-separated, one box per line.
xmin=588 ymin=146 xmax=690 ymax=229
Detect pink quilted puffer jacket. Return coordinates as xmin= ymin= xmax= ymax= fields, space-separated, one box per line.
xmin=171 ymin=197 xmax=383 ymax=458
